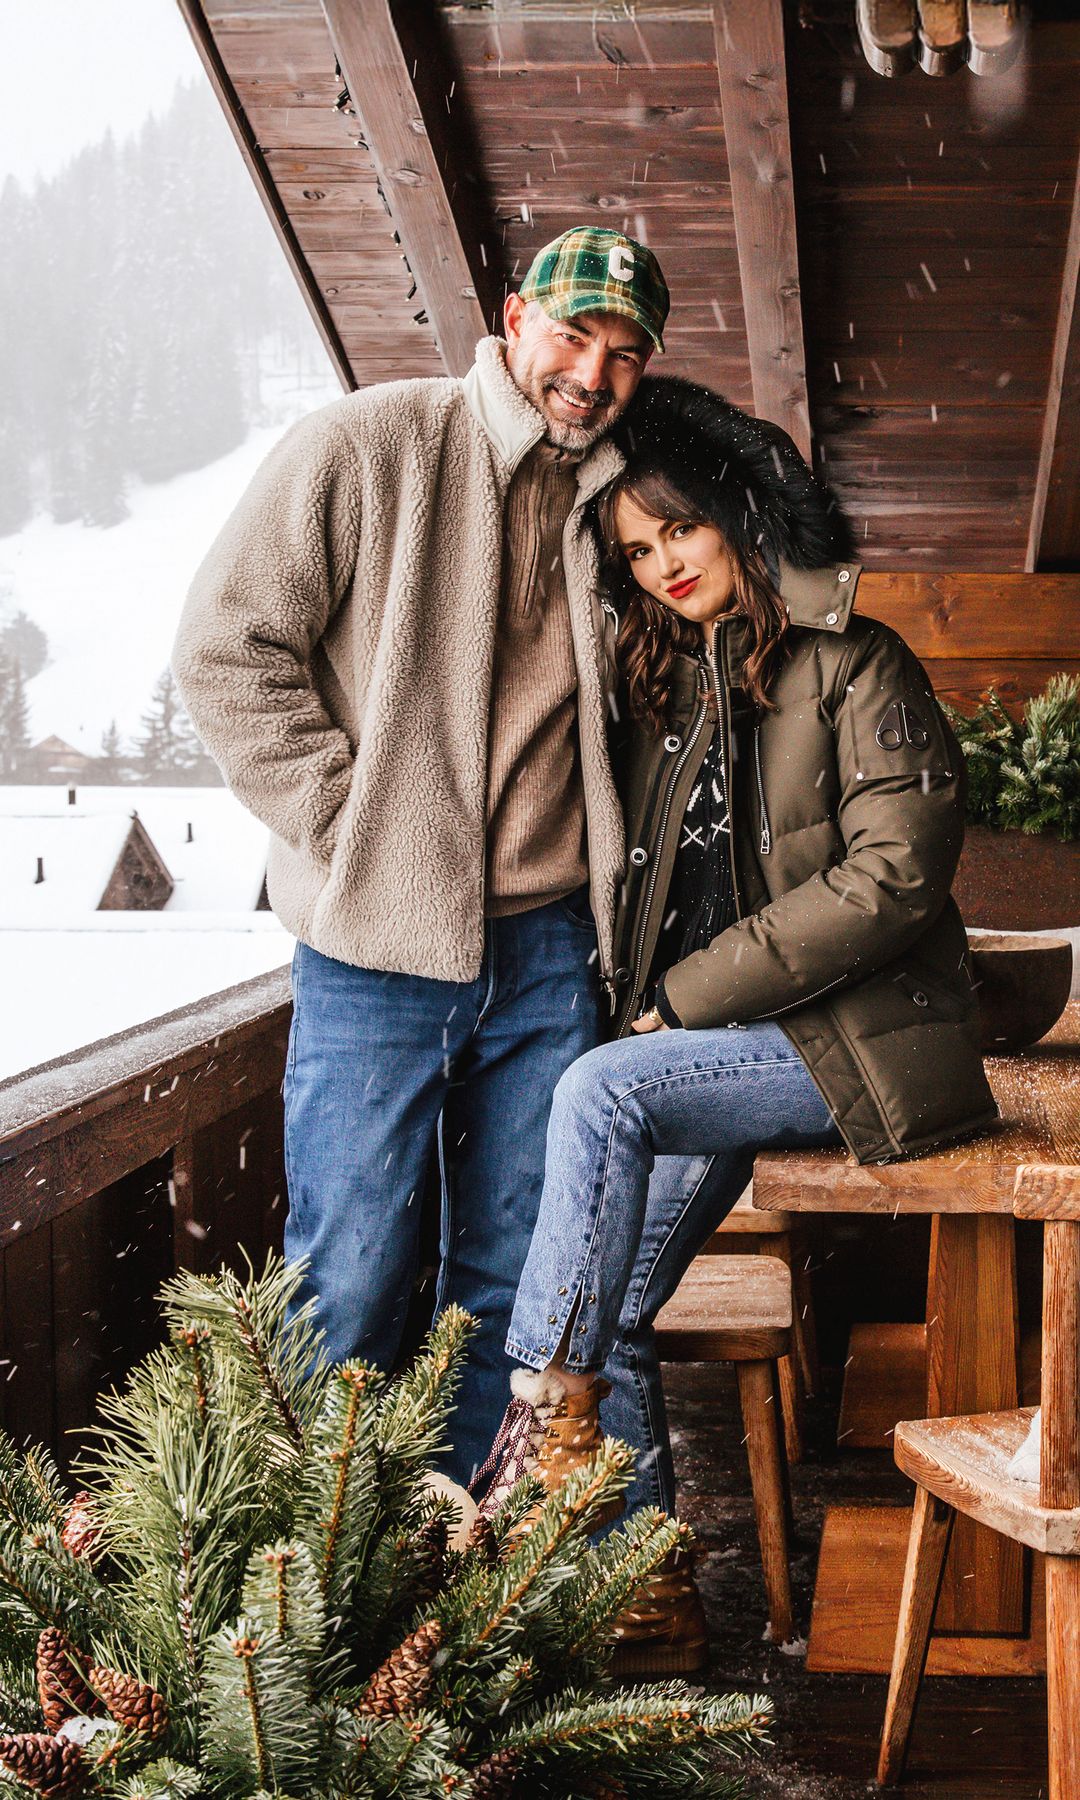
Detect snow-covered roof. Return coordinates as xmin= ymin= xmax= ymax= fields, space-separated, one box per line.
xmin=0 ymin=813 xmax=139 ymax=916
xmin=0 ymin=787 xmax=270 ymax=913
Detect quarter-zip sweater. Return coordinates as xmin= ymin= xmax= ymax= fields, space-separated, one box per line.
xmin=486 ymin=440 xmax=588 ymax=914
xmin=172 ymin=337 xmax=626 ymax=983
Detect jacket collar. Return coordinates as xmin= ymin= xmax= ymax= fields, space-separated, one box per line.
xmin=778 ymin=558 xmax=862 ymax=632
xmin=463 ymin=336 xmax=625 ymax=500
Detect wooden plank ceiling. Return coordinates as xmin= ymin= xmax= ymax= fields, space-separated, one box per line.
xmin=192 ymin=0 xmax=1079 ymax=575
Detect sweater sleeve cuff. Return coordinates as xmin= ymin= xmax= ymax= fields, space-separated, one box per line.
xmin=654 ymin=978 xmax=683 ymax=1028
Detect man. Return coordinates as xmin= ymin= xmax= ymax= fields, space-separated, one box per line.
xmin=172 ymin=227 xmax=668 ymax=1482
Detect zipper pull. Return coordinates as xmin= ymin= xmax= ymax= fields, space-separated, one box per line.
xmin=754 ymin=724 xmax=772 ymax=856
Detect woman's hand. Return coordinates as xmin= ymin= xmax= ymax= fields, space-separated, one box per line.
xmin=632 ymin=1006 xmax=670 ymax=1034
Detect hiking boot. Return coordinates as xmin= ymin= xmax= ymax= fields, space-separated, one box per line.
xmin=471 ymin=1368 xmax=622 ymax=1530
xmin=608 ymin=1550 xmax=708 ymax=1676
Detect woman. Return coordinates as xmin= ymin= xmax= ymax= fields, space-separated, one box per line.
xmin=472 ymin=377 xmax=998 ymax=1667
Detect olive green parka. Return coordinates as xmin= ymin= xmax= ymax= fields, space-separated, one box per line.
xmin=609 ymin=557 xmax=999 ymax=1165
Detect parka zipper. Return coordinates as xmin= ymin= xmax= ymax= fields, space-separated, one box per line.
xmin=754 ymin=725 xmax=772 ymax=856
xmin=752 ymin=972 xmax=849 ymax=1021
xmin=627 ymin=674 xmax=710 ymax=1007
xmin=706 ymin=627 xmax=744 ymax=921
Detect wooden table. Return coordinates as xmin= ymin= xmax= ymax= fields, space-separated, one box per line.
xmin=752 ymin=1004 xmax=1080 ymax=1675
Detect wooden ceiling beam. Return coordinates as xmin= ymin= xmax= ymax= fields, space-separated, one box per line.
xmin=1027 ymin=149 xmax=1080 ymax=572
xmin=175 ymin=0 xmax=356 ymax=394
xmin=712 ymin=0 xmax=811 ymax=462
xmin=321 ymin=0 xmax=489 ymax=378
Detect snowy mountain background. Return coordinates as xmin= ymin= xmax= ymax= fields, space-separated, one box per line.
xmin=1 ymin=353 xmax=339 ymax=759
xmin=0 ymin=55 xmax=342 ymax=1080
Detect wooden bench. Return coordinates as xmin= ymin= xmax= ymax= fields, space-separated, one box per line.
xmin=704 ymin=1185 xmax=820 ymax=1463
xmin=654 ymin=1253 xmax=796 ymax=1643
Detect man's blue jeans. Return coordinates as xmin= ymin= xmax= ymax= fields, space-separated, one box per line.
xmin=506 ymin=1023 xmax=841 ymax=1515
xmin=282 ymin=891 xmax=602 ymax=1485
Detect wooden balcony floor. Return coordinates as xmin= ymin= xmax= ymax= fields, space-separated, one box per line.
xmin=666 ymin=1361 xmax=1047 ymax=1797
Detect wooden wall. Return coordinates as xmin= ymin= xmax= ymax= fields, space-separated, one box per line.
xmin=787 ymin=4 xmax=1080 ymax=571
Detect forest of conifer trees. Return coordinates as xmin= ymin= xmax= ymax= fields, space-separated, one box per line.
xmin=0 ymin=78 xmax=321 ymax=537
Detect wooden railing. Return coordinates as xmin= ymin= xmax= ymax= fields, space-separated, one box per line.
xmin=0 ymin=970 xmax=291 ymax=1465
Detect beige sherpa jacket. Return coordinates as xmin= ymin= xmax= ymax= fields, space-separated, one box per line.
xmin=172 ymin=337 xmax=626 ymax=985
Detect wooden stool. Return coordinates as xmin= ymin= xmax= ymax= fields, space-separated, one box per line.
xmin=654 ymin=1253 xmax=796 ymax=1644
xmin=877 ymin=1180 xmax=1080 ymax=1796
xmin=703 ymin=1185 xmax=820 ymax=1465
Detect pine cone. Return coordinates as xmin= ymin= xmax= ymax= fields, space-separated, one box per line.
xmin=86 ymin=1669 xmax=167 ymax=1741
xmin=468 ymin=1747 xmax=521 ymax=1799
xmin=581 ymin=1781 xmax=628 ymax=1800
xmin=463 ymin=1514 xmax=499 ymax=1565
xmin=0 ymin=1733 xmax=87 ymax=1797
xmin=412 ymin=1517 xmax=448 ymax=1606
xmin=359 ymin=1620 xmax=443 ymax=1718
xmin=59 ymin=1495 xmax=99 ymax=1563
xmin=35 ymin=1632 xmax=95 ymax=1735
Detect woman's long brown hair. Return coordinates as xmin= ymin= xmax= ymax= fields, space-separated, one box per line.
xmin=597 ymin=469 xmax=788 ymax=732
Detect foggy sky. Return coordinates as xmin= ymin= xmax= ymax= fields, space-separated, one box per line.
xmin=0 ymin=1 xmax=198 ymax=185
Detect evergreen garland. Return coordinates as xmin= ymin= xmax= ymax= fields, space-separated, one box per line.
xmin=945 ymin=674 xmax=1080 ymax=840
xmin=0 ymin=1258 xmax=770 ymax=1800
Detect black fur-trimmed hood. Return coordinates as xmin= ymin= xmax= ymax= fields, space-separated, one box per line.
xmin=612 ymin=374 xmax=853 ymax=571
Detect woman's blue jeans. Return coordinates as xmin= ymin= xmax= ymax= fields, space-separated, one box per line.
xmin=506 ymin=1022 xmax=841 ymax=1516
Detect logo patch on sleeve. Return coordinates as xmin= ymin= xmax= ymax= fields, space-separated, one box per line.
xmin=876 ymin=701 xmax=930 ymax=751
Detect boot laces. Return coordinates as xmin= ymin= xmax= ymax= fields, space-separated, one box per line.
xmin=470 ymin=1392 xmax=557 ymax=1517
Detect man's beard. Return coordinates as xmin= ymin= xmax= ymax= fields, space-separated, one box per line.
xmin=515 ymin=363 xmax=625 ymax=450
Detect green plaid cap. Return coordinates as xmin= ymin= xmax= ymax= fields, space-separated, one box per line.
xmin=519 ymin=227 xmax=668 ymax=354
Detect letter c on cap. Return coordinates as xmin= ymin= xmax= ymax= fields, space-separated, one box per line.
xmin=608 ymin=246 xmax=634 ymax=283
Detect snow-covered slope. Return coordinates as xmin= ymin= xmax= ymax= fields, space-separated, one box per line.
xmin=1 ymin=364 xmax=340 ymax=757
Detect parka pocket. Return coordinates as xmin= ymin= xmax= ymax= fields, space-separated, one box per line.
xmin=857 ymin=965 xmax=977 ymax=1040
xmin=844 ymin=667 xmax=954 ymax=788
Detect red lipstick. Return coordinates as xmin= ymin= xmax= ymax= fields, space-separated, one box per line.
xmin=666 ymin=575 xmax=701 ymax=601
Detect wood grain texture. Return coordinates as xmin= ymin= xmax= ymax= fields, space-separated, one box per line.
xmin=1028 ymin=150 xmax=1080 ymax=572
xmin=1044 ymin=1555 xmax=1080 ymax=1800
xmin=876 ymin=1486 xmax=955 ymax=1787
xmin=736 ymin=1358 xmax=795 ymax=1643
xmin=787 ymin=6 xmax=1080 ymax=570
xmin=175 ymin=0 xmax=354 ymax=389
xmin=926 ymin=1212 xmax=1023 ymax=1634
xmin=855 ymin=571 xmax=1080 ymax=659
xmin=712 ymin=1 xmax=810 ymax=459
xmin=807 ymin=1504 xmax=1047 ymax=1675
xmin=320 ymin=0 xmax=487 ymax=375
xmin=653 ymin=1254 xmax=792 ymax=1362
xmin=895 ymin=1407 xmax=1080 ymax=1555
xmin=1041 ymin=1222 xmax=1080 ymax=1511
xmin=837 ymin=1321 xmax=928 ymax=1449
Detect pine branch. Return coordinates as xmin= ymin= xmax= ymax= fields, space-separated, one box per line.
xmin=294 ymin=1364 xmax=380 ymax=1625
xmin=0 ymin=1443 xmax=65 ymax=1539
xmin=0 ymin=1523 xmax=116 ymax=1666
xmin=443 ymin=1443 xmax=634 ymax=1665
xmin=203 ymin=1619 xmax=321 ymax=1796
xmin=238 ymin=1541 xmax=324 ymax=1669
xmin=555 ymin=1511 xmax=685 ymax=1665
xmin=161 ymin=1256 xmax=327 ymax=1464
xmin=500 ymin=1684 xmax=773 ymax=1776
xmin=112 ymin=1757 xmax=200 ymax=1800
xmin=373 ymin=1308 xmax=475 ymax=1525
xmin=343 ymin=1709 xmax=467 ymax=1800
